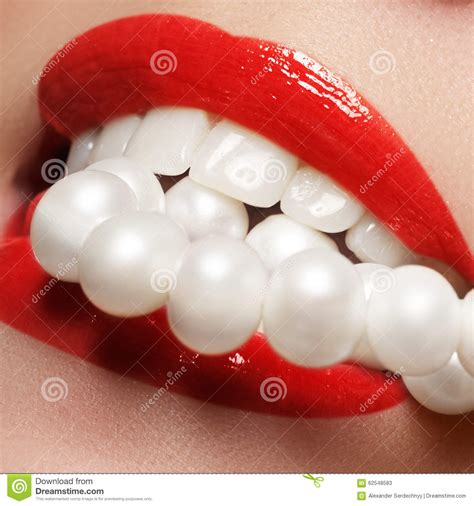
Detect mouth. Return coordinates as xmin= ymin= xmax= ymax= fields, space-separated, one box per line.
xmin=1 ymin=14 xmax=472 ymax=418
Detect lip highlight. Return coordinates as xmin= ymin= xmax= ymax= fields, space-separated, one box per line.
xmin=37 ymin=13 xmax=473 ymax=281
xmin=5 ymin=13 xmax=470 ymax=418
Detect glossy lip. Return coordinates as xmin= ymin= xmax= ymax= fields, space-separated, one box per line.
xmin=0 ymin=237 xmax=406 ymax=417
xmin=37 ymin=14 xmax=473 ymax=282
xmin=9 ymin=11 xmax=470 ymax=417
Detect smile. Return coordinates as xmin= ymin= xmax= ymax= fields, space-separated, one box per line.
xmin=0 ymin=14 xmax=472 ymax=418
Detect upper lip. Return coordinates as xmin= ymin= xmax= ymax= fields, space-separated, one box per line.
xmin=3 ymin=13 xmax=470 ymax=418
xmin=38 ymin=13 xmax=473 ymax=282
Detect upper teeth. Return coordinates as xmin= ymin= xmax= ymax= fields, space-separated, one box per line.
xmin=190 ymin=120 xmax=298 ymax=208
xmin=245 ymin=214 xmax=337 ymax=271
xmin=66 ymin=127 xmax=98 ymax=174
xmin=125 ymin=107 xmax=211 ymax=175
xmin=165 ymin=176 xmax=249 ymax=241
xmin=31 ymin=106 xmax=474 ymax=415
xmin=281 ymin=166 xmax=365 ymax=233
xmin=89 ymin=114 xmax=141 ymax=164
xmin=86 ymin=157 xmax=165 ymax=213
xmin=345 ymin=212 xmax=417 ymax=267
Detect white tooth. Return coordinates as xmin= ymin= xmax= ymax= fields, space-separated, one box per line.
xmin=345 ymin=213 xmax=416 ymax=267
xmin=79 ymin=212 xmax=189 ymax=317
xmin=167 ymin=236 xmax=268 ymax=355
xmin=458 ymin=290 xmax=474 ymax=377
xmin=190 ymin=120 xmax=298 ymax=208
xmin=246 ymin=214 xmax=337 ymax=271
xmin=86 ymin=158 xmax=165 ymax=213
xmin=66 ymin=128 xmax=99 ymax=173
xmin=89 ymin=114 xmax=141 ymax=163
xmin=30 ymin=171 xmax=138 ymax=282
xmin=367 ymin=265 xmax=460 ymax=376
xmin=403 ymin=354 xmax=474 ymax=415
xmin=165 ymin=177 xmax=248 ymax=241
xmin=125 ymin=107 xmax=210 ymax=175
xmin=263 ymin=248 xmax=366 ymax=368
xmin=350 ymin=263 xmax=392 ymax=370
xmin=281 ymin=167 xmax=364 ymax=233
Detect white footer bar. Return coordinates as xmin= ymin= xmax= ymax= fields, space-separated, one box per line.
xmin=1 ymin=473 xmax=472 ymax=505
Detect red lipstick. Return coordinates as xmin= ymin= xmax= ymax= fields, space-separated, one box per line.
xmin=8 ymin=13 xmax=470 ymax=417
xmin=37 ymin=14 xmax=473 ymax=282
xmin=0 ymin=237 xmax=405 ymax=417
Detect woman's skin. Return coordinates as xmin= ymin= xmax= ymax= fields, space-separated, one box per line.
xmin=1 ymin=0 xmax=473 ymax=472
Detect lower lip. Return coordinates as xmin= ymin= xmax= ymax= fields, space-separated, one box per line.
xmin=0 ymin=234 xmax=406 ymax=417
xmin=2 ymin=13 xmax=428 ymax=417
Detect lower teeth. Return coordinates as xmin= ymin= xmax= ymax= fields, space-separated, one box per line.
xmin=31 ymin=129 xmax=473 ymax=416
